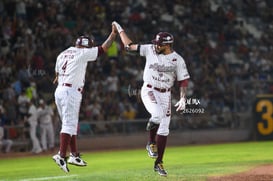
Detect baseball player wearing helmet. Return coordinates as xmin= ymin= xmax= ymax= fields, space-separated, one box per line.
xmin=112 ymin=21 xmax=190 ymax=176
xmin=52 ymin=25 xmax=117 ymax=173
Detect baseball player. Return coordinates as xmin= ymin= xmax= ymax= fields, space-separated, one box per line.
xmin=112 ymin=21 xmax=190 ymax=176
xmin=52 ymin=25 xmax=117 ymax=173
xmin=37 ymin=99 xmax=55 ymax=152
xmin=27 ymin=99 xmax=42 ymax=154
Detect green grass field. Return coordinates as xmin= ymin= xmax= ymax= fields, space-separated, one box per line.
xmin=0 ymin=141 xmax=272 ymax=181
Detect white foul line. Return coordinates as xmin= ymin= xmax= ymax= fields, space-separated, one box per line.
xmin=20 ymin=174 xmax=78 ymax=181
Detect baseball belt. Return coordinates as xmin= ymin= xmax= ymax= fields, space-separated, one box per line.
xmin=62 ymin=83 xmax=83 ymax=94
xmin=147 ymin=84 xmax=170 ymax=93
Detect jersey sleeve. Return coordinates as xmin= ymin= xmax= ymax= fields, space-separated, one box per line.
xmin=139 ymin=44 xmax=152 ymax=57
xmin=176 ymin=56 xmax=190 ymax=81
xmin=82 ymin=47 xmax=99 ymax=62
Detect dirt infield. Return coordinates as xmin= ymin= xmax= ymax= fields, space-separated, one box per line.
xmin=208 ymin=164 xmax=273 ymax=181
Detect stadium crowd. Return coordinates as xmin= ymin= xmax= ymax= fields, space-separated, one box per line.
xmin=0 ymin=0 xmax=272 ymax=139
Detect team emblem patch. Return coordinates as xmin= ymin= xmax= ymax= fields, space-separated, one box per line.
xmin=148 ymin=91 xmax=157 ymax=103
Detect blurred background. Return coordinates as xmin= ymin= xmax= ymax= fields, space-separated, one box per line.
xmin=0 ymin=0 xmax=272 ymax=153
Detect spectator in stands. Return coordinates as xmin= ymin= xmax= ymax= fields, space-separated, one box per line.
xmin=106 ymin=69 xmax=119 ymax=93
xmin=0 ymin=0 xmax=272 ymax=137
xmin=88 ymin=99 xmax=103 ymax=121
xmin=26 ymin=82 xmax=38 ymax=101
xmin=17 ymin=89 xmax=30 ymax=123
xmin=0 ymin=105 xmax=13 ymax=153
xmin=3 ymin=98 xmax=18 ymax=126
xmin=0 ymin=127 xmax=13 ymax=153
xmin=107 ymin=40 xmax=120 ymax=61
xmin=2 ymin=83 xmax=16 ymax=101
xmin=122 ymin=104 xmax=137 ymax=120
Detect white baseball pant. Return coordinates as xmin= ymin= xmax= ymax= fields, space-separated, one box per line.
xmin=29 ymin=121 xmax=42 ymax=153
xmin=54 ymin=86 xmax=82 ymax=135
xmin=141 ymin=84 xmax=171 ymax=136
xmin=40 ymin=123 xmax=55 ymax=150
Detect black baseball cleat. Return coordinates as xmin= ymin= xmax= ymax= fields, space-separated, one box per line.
xmin=146 ymin=142 xmax=158 ymax=158
xmin=154 ymin=161 xmax=167 ymax=176
xmin=146 ymin=121 xmax=158 ymax=131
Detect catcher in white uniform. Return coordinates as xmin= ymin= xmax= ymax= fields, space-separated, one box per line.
xmin=113 ymin=21 xmax=190 ymax=176
xmin=52 ymin=25 xmax=117 ymax=173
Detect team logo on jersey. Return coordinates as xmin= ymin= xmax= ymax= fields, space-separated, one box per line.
xmin=148 ymin=91 xmax=157 ymax=103
xmin=149 ymin=63 xmax=175 ymax=72
xmin=152 ymin=76 xmax=170 ymax=82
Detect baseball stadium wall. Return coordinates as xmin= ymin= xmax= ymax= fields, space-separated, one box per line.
xmin=76 ymin=111 xmax=255 ymax=151
xmin=77 ymin=128 xmax=252 ymax=151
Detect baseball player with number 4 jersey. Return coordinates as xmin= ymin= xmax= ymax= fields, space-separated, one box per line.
xmin=112 ymin=21 xmax=190 ymax=176
xmin=52 ymin=25 xmax=117 ymax=173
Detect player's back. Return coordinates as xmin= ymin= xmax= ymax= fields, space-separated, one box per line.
xmin=56 ymin=47 xmax=91 ymax=88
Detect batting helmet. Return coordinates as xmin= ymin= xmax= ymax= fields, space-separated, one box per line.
xmin=75 ymin=36 xmax=94 ymax=48
xmin=152 ymin=32 xmax=174 ymax=45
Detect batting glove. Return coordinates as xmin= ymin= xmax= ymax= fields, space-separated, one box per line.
xmin=112 ymin=21 xmax=124 ymax=34
xmin=175 ymin=97 xmax=186 ymax=111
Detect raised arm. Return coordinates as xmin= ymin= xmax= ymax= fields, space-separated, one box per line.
xmin=101 ymin=25 xmax=118 ymax=52
xmin=112 ymin=21 xmax=138 ymax=51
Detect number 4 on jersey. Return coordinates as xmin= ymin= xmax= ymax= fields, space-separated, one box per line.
xmin=62 ymin=61 xmax=68 ymax=73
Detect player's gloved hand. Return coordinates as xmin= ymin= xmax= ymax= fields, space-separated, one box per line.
xmin=112 ymin=21 xmax=124 ymax=34
xmin=175 ymin=97 xmax=186 ymax=111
